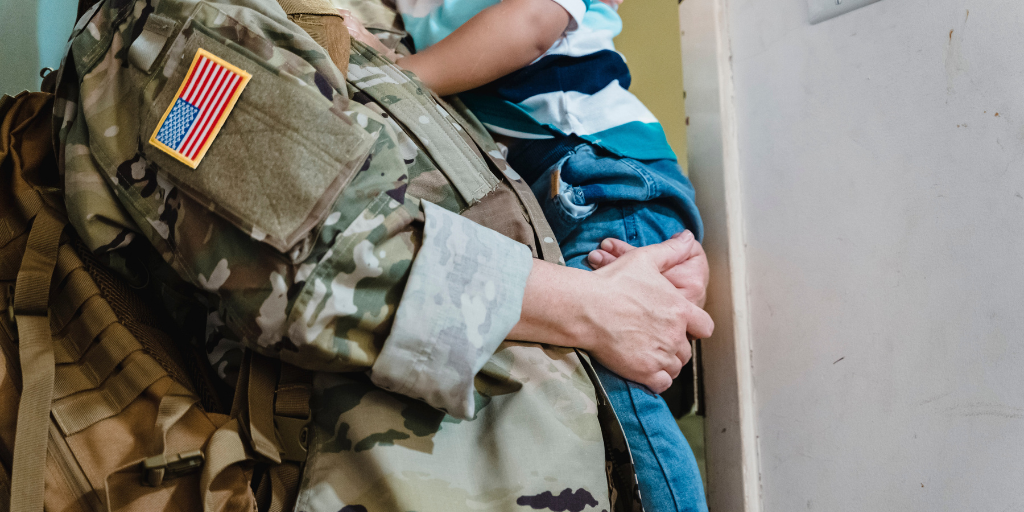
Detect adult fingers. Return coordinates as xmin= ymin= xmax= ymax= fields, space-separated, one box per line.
xmin=685 ymin=303 xmax=715 ymax=340
xmin=640 ymin=236 xmax=697 ymax=273
xmin=645 ymin=370 xmax=673 ymax=395
xmin=676 ymin=339 xmax=692 ymax=369
xmin=666 ymin=352 xmax=684 ymax=380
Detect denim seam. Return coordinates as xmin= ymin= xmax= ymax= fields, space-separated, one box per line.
xmin=627 ymin=383 xmax=681 ymax=512
xmin=623 ymin=204 xmax=639 ymax=245
xmin=619 ymin=157 xmax=661 ymax=201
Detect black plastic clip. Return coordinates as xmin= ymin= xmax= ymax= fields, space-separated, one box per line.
xmin=143 ymin=450 xmax=205 ymax=487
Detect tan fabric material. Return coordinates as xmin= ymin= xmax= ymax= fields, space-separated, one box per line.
xmin=0 ymin=280 xmax=21 ymax=389
xmin=0 ymin=430 xmax=9 ymax=512
xmin=53 ymin=324 xmax=144 ymax=400
xmin=274 ymin=363 xmax=311 ymax=419
xmin=0 ymin=91 xmax=256 ymax=512
xmin=46 ymin=424 xmax=101 ymax=512
xmin=200 ymin=419 xmax=255 ymax=512
xmin=278 ymin=0 xmax=339 ymax=15
xmin=281 ymin=0 xmax=353 ymax=81
xmin=48 ymin=267 xmax=100 ymax=336
xmin=51 ymin=351 xmax=167 ymax=435
xmin=462 ymin=183 xmax=538 ymax=258
xmin=0 ymin=235 xmax=25 ymax=282
xmin=267 ymin=463 xmax=301 ymax=512
xmin=247 ymin=352 xmax=283 ymax=463
xmin=10 ymin=207 xmax=65 ymax=512
xmin=52 ymin=298 xmax=118 ymax=364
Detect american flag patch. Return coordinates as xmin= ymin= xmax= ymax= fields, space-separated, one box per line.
xmin=149 ymin=48 xmax=251 ymax=168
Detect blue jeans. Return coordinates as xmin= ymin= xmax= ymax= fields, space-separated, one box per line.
xmin=507 ymin=138 xmax=708 ymax=512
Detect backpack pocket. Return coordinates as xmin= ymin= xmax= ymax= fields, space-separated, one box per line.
xmin=139 ymin=22 xmax=375 ymax=256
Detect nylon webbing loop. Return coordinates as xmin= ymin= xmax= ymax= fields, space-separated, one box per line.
xmin=51 ymin=350 xmax=167 ymax=435
xmin=52 ymin=297 xmax=118 ymax=363
xmin=9 ymin=207 xmax=65 ymax=512
xmin=274 ymin=363 xmax=312 ymax=463
xmin=48 ymin=267 xmax=101 ymax=329
xmin=247 ymin=351 xmax=283 ymax=463
xmin=53 ymin=323 xmax=144 ymax=400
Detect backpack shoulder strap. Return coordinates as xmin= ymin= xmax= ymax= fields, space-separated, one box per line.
xmin=9 ymin=206 xmax=65 ymax=512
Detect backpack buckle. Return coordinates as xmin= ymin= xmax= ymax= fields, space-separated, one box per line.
xmin=274 ymin=414 xmax=311 ymax=463
xmin=143 ymin=450 xmax=205 ymax=486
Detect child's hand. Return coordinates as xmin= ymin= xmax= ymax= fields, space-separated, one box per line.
xmin=339 ymin=9 xmax=401 ymax=62
xmin=588 ymin=231 xmax=710 ymax=308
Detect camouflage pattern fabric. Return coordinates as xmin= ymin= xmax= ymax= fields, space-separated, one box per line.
xmin=52 ymin=0 xmax=640 ymax=510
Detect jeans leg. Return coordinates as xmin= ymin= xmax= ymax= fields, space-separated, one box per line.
xmin=594 ymin=360 xmax=708 ymax=512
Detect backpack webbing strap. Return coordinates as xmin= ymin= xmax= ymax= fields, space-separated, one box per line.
xmin=248 ymin=352 xmax=283 ymax=464
xmin=201 ymin=418 xmax=253 ymax=512
xmin=266 ymin=462 xmax=302 ymax=512
xmin=9 ymin=206 xmax=65 ymax=512
xmin=274 ymin=363 xmax=312 ymax=464
xmin=0 ymin=455 xmax=9 ymax=510
xmin=278 ymin=0 xmax=352 ymax=77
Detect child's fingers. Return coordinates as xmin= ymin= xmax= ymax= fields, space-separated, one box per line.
xmin=599 ymin=237 xmax=637 ymax=257
xmin=671 ymin=230 xmax=695 ymax=241
xmin=587 ymin=249 xmax=618 ymax=268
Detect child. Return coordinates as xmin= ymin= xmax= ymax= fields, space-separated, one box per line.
xmin=348 ymin=1 xmax=708 ymax=510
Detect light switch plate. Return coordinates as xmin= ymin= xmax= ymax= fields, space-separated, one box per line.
xmin=808 ymin=0 xmax=882 ymax=24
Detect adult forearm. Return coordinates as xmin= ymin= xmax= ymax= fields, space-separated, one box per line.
xmin=508 ymin=259 xmax=597 ymax=350
xmin=396 ymin=0 xmax=570 ymax=96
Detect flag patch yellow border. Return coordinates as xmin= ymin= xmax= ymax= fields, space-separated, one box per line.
xmin=149 ymin=48 xmax=251 ymax=169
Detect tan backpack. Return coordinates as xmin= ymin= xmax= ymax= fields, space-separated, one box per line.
xmin=0 ymin=91 xmax=306 ymax=512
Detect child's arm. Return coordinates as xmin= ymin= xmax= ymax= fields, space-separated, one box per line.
xmin=394 ymin=0 xmax=572 ymax=96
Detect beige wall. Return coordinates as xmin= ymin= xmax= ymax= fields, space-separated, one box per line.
xmin=616 ymin=0 xmax=689 ymax=173
xmin=680 ymin=0 xmax=1024 ymax=510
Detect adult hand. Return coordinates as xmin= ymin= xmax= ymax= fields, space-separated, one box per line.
xmin=510 ymin=236 xmax=714 ymax=394
xmin=588 ymin=230 xmax=710 ymax=308
xmin=584 ymin=236 xmax=713 ymax=392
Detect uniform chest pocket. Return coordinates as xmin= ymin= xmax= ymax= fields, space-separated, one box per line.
xmin=140 ymin=24 xmax=374 ymax=256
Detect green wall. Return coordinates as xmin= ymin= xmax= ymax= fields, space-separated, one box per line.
xmin=616 ymin=0 xmax=688 ymax=173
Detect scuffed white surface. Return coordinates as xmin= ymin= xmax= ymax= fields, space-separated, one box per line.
xmin=725 ymin=0 xmax=1024 ymax=510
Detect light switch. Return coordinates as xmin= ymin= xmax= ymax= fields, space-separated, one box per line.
xmin=808 ymin=0 xmax=882 ymax=24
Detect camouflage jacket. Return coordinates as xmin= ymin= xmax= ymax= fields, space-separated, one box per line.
xmin=52 ymin=0 xmax=639 ymax=510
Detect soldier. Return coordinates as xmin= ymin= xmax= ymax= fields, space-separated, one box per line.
xmin=52 ymin=0 xmax=712 ymax=510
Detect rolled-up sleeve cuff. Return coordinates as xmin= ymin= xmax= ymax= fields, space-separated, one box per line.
xmin=549 ymin=0 xmax=588 ymax=32
xmin=370 ymin=201 xmax=532 ymax=419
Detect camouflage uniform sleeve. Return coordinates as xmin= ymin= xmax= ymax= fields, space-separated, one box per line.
xmin=56 ymin=0 xmax=534 ymax=414
xmin=370 ymin=201 xmax=533 ymax=420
